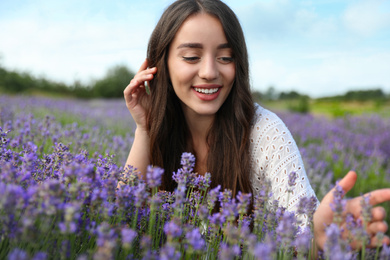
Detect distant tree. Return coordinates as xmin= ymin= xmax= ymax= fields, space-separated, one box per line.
xmin=344 ymin=89 xmax=385 ymax=101
xmin=251 ymin=90 xmax=262 ymax=102
xmin=92 ymin=65 xmax=135 ymax=98
xmin=0 ymin=70 xmax=36 ymax=92
xmin=279 ymin=91 xmax=302 ymax=100
xmin=264 ymin=86 xmax=278 ymax=100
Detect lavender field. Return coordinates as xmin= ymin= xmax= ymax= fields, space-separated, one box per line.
xmin=0 ymin=94 xmax=390 ymax=259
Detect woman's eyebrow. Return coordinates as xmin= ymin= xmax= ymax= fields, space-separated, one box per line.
xmin=177 ymin=43 xmax=203 ymax=49
xmin=217 ymin=43 xmax=230 ymax=49
xmin=177 ymin=43 xmax=230 ymax=49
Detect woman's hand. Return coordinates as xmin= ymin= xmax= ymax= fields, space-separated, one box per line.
xmin=123 ymin=59 xmax=157 ymax=131
xmin=313 ymin=171 xmax=390 ymax=250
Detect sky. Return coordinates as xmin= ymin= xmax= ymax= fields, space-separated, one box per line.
xmin=0 ymin=0 xmax=390 ymax=98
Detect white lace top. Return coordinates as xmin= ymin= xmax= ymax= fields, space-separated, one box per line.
xmin=249 ymin=103 xmax=318 ymax=226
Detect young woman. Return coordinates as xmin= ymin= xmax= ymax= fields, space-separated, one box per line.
xmin=123 ymin=0 xmax=390 ymax=251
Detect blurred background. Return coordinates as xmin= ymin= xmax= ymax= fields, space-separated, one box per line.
xmin=0 ymin=0 xmax=389 ymax=114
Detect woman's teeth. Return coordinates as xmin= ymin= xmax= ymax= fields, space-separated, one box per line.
xmin=194 ymin=88 xmax=219 ymax=94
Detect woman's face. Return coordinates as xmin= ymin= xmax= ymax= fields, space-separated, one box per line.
xmin=167 ymin=13 xmax=235 ymax=119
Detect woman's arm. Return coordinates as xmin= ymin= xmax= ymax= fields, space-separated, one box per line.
xmin=125 ymin=128 xmax=150 ymax=179
xmin=123 ymin=59 xmax=157 ymax=179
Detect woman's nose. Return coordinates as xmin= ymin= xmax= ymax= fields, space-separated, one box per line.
xmin=198 ymin=56 xmax=218 ymax=81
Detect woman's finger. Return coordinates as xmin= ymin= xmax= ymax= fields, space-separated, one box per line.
xmin=367 ymin=221 xmax=388 ymax=236
xmin=124 ymin=79 xmax=143 ymax=98
xmin=367 ymin=233 xmax=390 ymax=248
xmin=125 ymin=70 xmax=156 ymax=96
xmin=371 ymin=206 xmax=387 ymax=222
xmin=362 ymin=189 xmax=390 ymax=206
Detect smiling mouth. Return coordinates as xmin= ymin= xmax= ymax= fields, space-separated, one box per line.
xmin=193 ymin=87 xmax=219 ymax=94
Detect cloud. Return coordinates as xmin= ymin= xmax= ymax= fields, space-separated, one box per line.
xmin=343 ymin=0 xmax=390 ymax=36
xmin=236 ymin=0 xmax=340 ymax=42
xmin=250 ymin=51 xmax=390 ymax=97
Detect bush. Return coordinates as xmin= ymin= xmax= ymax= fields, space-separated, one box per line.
xmin=91 ymin=65 xmax=135 ymax=98
xmin=287 ymin=96 xmax=310 ymax=114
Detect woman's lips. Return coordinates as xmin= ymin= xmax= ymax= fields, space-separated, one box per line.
xmin=192 ymin=85 xmax=222 ymax=101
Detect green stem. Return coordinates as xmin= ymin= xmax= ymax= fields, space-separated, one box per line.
xmin=132 ymin=208 xmax=139 ymax=230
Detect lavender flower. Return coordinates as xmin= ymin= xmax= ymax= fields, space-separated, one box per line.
xmin=297 ymin=195 xmax=318 ymax=218
xmin=219 ymin=243 xmax=241 ymax=260
xmin=121 ymin=228 xmax=137 ymax=249
xmin=219 ymin=189 xmax=232 ymax=207
xmin=276 ymin=211 xmax=297 ymax=248
xmin=294 ymin=226 xmax=312 ymax=256
xmin=164 ymin=219 xmax=183 ymax=239
xmin=206 ymin=185 xmax=221 ymax=211
xmin=208 ymin=212 xmax=226 ymax=228
xmin=353 ymin=218 xmax=370 ymax=247
xmin=7 ymin=249 xmax=29 ymax=260
xmin=252 ymin=242 xmax=273 ymax=260
xmin=134 ymin=182 xmax=149 ymax=208
xmin=360 ymin=193 xmax=372 ymax=224
xmin=330 ymin=181 xmax=346 ymax=225
xmin=380 ymin=244 xmax=390 ymax=259
xmin=236 ymin=191 xmax=252 ymax=215
xmin=146 ymin=165 xmax=164 ymax=188
xmin=195 ymin=172 xmax=211 ymax=191
xmin=180 ymin=152 xmax=196 ymax=173
xmin=32 ymin=252 xmax=48 ymax=260
xmin=288 ymin=171 xmax=298 ymax=190
xmin=159 ymin=244 xmax=181 ymax=260
xmin=185 ymin=228 xmax=206 ymax=251
xmin=323 ymin=223 xmax=353 ymax=260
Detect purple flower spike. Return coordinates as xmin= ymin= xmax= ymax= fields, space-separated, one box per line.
xmin=185 ymin=228 xmax=206 ymax=251
xmin=32 ymin=252 xmax=48 ymax=260
xmin=253 ymin=242 xmax=273 ymax=260
xmin=323 ymin=223 xmax=352 ymax=260
xmin=207 ymin=185 xmax=221 ymax=210
xmin=146 ymin=165 xmax=164 ymax=188
xmin=219 ymin=189 xmax=232 ymax=207
xmin=236 ymin=191 xmax=252 ymax=215
xmin=121 ymin=227 xmax=137 ymax=247
xmin=288 ymin=171 xmax=298 ymax=187
xmin=294 ymin=227 xmax=312 ymax=255
xmin=219 ymin=243 xmax=241 ymax=260
xmin=276 ymin=211 xmax=297 ymax=247
xmin=134 ymin=183 xmax=149 ymax=208
xmin=195 ymin=172 xmax=211 ymax=190
xmin=360 ymin=193 xmax=372 ymax=224
xmin=180 ymin=152 xmax=196 ymax=173
xmin=159 ymin=244 xmax=181 ymax=260
xmin=164 ymin=219 xmax=182 ymax=239
xmin=330 ymin=181 xmax=346 ymax=224
xmin=8 ymin=249 xmax=29 ymax=260
xmin=380 ymin=243 xmax=390 ymax=259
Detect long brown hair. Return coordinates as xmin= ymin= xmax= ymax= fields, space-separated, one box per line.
xmin=146 ymin=0 xmax=255 ymax=198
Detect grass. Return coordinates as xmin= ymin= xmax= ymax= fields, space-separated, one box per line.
xmin=259 ymin=99 xmax=390 ymax=118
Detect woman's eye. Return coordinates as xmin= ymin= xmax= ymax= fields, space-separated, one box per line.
xmin=182 ymin=56 xmax=200 ymax=62
xmin=218 ymin=57 xmax=234 ymax=64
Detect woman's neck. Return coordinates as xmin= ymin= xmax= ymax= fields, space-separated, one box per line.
xmin=183 ymin=109 xmax=214 ymax=175
xmin=184 ymin=111 xmax=214 ymax=142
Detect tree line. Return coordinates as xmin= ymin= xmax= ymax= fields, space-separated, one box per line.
xmin=0 ymin=63 xmax=134 ymax=98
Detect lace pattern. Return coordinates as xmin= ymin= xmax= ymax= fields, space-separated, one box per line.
xmin=250 ymin=103 xmax=318 ymax=226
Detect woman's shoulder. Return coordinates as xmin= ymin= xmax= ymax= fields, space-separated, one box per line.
xmin=251 ymin=102 xmax=287 ymax=129
xmin=250 ymin=102 xmax=296 ymax=149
